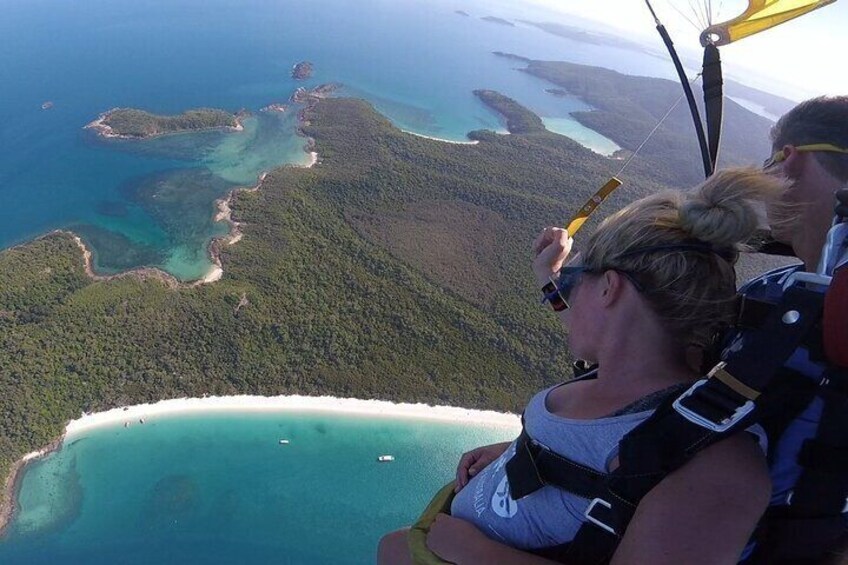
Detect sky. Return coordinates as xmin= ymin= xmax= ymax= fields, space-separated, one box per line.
xmin=518 ymin=0 xmax=846 ymax=101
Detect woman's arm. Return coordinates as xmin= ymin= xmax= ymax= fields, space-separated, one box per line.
xmin=455 ymin=442 xmax=511 ymax=492
xmin=610 ymin=433 xmax=771 ymax=565
xmin=427 ymin=514 xmax=561 ymax=565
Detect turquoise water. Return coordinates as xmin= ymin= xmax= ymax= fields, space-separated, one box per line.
xmin=0 ymin=0 xmax=670 ymax=280
xmin=0 ymin=411 xmax=518 ymax=564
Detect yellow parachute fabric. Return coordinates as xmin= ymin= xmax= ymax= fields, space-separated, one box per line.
xmin=700 ymin=0 xmax=837 ymax=46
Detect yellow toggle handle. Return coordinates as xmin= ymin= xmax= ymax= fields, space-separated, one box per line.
xmin=565 ymin=177 xmax=622 ymax=237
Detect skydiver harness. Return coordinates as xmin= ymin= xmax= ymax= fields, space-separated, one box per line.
xmin=505 ymin=265 xmax=848 ymax=564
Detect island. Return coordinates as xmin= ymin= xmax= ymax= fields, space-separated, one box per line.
xmin=85 ymin=108 xmax=247 ymax=139
xmin=473 ymin=89 xmax=545 ymax=134
xmin=545 ymin=88 xmax=569 ymax=97
xmin=291 ymin=61 xmax=314 ymax=80
xmin=481 ymin=16 xmax=515 ymax=26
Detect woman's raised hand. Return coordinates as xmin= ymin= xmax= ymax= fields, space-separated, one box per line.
xmin=455 ymin=442 xmax=511 ymax=493
xmin=532 ymin=227 xmax=573 ymax=287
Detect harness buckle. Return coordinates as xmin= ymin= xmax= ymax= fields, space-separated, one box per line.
xmin=672 ymin=378 xmax=755 ymax=433
xmin=584 ymin=498 xmax=616 ymax=536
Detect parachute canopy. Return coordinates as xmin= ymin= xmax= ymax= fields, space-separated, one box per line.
xmin=700 ymin=0 xmax=837 ymax=46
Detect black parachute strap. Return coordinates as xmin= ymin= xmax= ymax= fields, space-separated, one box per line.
xmin=702 ymin=43 xmax=723 ymax=173
xmin=644 ymin=0 xmax=712 ymax=178
xmin=789 ymin=369 xmax=848 ymax=515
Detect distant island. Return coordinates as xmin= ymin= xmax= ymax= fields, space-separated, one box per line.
xmin=455 ymin=10 xmax=470 ymax=17
xmin=291 ymin=61 xmax=314 ymax=80
xmin=85 ymin=108 xmax=247 ymax=139
xmin=521 ymin=20 xmax=662 ymax=58
xmin=492 ymin=51 xmax=531 ymax=63
xmin=481 ymin=16 xmax=515 ymax=27
xmin=545 ymin=88 xmax=569 ymax=97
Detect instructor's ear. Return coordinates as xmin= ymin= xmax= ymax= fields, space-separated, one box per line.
xmin=781 ymin=145 xmax=804 ymax=179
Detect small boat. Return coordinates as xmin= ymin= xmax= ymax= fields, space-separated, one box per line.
xmin=279 ymin=439 xmax=290 ymax=445
xmin=41 ymin=101 xmax=54 ymax=110
xmin=377 ymin=455 xmax=395 ymax=462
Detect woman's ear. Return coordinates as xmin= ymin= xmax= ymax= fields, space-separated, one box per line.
xmin=599 ymin=270 xmax=624 ymax=307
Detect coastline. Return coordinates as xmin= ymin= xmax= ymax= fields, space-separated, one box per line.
xmin=62 ymin=104 xmax=321 ymax=289
xmin=400 ymin=129 xmax=480 ymax=145
xmin=0 ymin=394 xmax=519 ymax=534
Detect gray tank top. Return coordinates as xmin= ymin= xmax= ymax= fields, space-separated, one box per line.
xmin=450 ymin=380 xmax=767 ymax=550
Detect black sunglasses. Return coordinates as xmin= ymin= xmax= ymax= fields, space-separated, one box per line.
xmin=555 ymin=266 xmax=645 ymax=309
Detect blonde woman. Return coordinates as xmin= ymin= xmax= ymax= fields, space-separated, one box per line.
xmin=379 ymin=168 xmax=788 ymax=564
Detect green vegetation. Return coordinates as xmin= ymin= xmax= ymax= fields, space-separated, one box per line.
xmin=514 ymin=58 xmax=775 ymax=186
xmin=474 ymin=90 xmax=545 ymax=134
xmin=102 ymin=108 xmax=240 ymax=138
xmin=0 ymin=61 xmax=792 ymax=501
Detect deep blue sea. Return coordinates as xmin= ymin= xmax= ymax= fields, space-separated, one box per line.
xmin=0 ymin=411 xmax=518 ymax=564
xmin=0 ymin=0 xmax=671 ymax=280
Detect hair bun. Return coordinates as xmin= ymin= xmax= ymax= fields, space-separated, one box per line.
xmin=678 ymin=168 xmax=787 ymax=248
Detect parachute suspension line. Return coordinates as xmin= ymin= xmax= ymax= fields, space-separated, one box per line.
xmin=615 ymin=86 xmax=691 ymax=178
xmin=645 ymin=0 xmax=713 ymax=178
xmin=665 ymin=0 xmax=703 ymax=33
xmin=564 ymin=78 xmax=695 ymax=237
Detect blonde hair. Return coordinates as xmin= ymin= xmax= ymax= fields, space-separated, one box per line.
xmin=583 ymin=168 xmax=790 ymax=349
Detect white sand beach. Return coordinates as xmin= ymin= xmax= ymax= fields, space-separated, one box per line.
xmin=64 ymin=395 xmax=521 ymax=438
xmin=400 ymin=129 xmax=480 ymax=145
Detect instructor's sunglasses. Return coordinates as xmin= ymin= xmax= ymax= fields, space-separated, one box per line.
xmin=763 ymin=143 xmax=848 ymax=169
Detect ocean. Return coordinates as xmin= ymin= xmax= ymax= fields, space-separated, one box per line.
xmin=0 ymin=0 xmax=670 ymax=280
xmin=0 ymin=410 xmax=518 ymax=564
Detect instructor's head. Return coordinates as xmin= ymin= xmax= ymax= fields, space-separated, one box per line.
xmin=766 ymin=96 xmax=848 ymax=268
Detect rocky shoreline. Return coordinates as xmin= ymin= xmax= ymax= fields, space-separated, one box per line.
xmin=0 ymin=437 xmax=62 ymax=536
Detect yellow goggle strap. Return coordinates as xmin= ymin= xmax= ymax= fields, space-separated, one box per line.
xmin=565 ymin=177 xmax=623 ymax=237
xmin=766 ymin=143 xmax=848 ymax=167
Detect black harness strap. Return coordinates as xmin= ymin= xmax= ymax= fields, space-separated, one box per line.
xmin=507 ymin=431 xmax=609 ymax=501
xmin=747 ymin=369 xmax=848 ymax=563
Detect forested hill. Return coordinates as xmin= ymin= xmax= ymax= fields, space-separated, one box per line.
xmin=511 ymin=57 xmax=775 ymax=186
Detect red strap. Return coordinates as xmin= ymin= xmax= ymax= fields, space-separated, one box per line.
xmin=824 ymin=266 xmax=848 ymax=368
